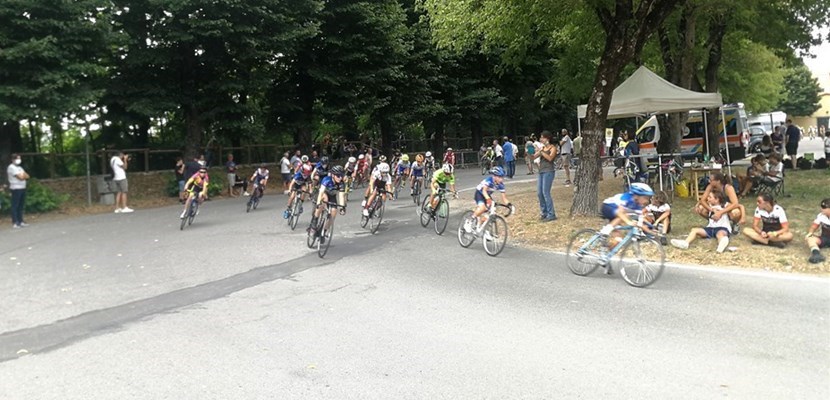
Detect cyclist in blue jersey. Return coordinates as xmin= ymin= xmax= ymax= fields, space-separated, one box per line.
xmin=308 ymin=165 xmax=346 ymax=240
xmin=600 ymin=182 xmax=654 ymax=236
xmin=283 ymin=161 xmax=315 ymax=219
xmin=311 ymin=156 xmax=330 ymax=187
xmin=463 ymin=166 xmax=512 ymax=232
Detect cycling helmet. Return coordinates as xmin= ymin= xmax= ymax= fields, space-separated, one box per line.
xmin=401 ymin=154 xmax=409 ymax=161
xmin=379 ymin=155 xmax=387 ymax=162
xmin=330 ymin=165 xmax=345 ymax=176
xmin=447 ymin=147 xmax=453 ymax=151
xmin=348 ymin=157 xmax=356 ymax=163
xmin=489 ymin=166 xmax=506 ymax=177
xmin=378 ymin=163 xmax=390 ymax=173
xmin=442 ymin=163 xmax=454 ymax=174
xmin=416 ymin=154 xmax=424 ymax=162
xmin=320 ymin=156 xmax=329 ymax=164
xmin=198 ymin=166 xmax=207 ymax=172
xmin=358 ymin=154 xmax=365 ymax=160
xmin=260 ymin=163 xmax=267 ymax=168
xmin=629 ymin=183 xmax=654 ymax=196
xmin=301 ymin=155 xmax=309 ymax=163
xmin=425 ymin=151 xmax=432 ymax=157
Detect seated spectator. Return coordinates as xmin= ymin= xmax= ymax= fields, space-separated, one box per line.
xmin=645 ymin=191 xmax=671 ymax=242
xmin=695 ymin=172 xmax=746 ymax=232
xmin=742 ymin=194 xmax=793 ymax=248
xmin=806 ymin=198 xmax=830 ymax=264
xmin=759 ymin=135 xmax=774 ymax=157
xmin=760 ymin=153 xmax=783 ymax=184
xmin=671 ymin=190 xmax=732 ymax=253
xmin=738 ymin=154 xmax=766 ymax=197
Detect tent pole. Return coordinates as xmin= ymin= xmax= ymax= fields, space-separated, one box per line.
xmin=721 ymin=108 xmax=732 ymax=177
xmin=577 ymin=117 xmax=581 ymax=136
xmin=703 ymin=109 xmax=709 ymax=157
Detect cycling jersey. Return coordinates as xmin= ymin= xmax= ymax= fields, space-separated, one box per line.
xmin=424 ymin=157 xmax=435 ymax=169
xmin=314 ymin=162 xmax=329 ymax=177
xmin=601 ymin=192 xmax=643 ymax=220
xmin=185 ymin=173 xmax=209 ymax=192
xmin=344 ymin=161 xmax=357 ymax=174
xmin=320 ymin=175 xmax=344 ymax=195
xmin=252 ymin=168 xmax=269 ymax=185
xmin=476 ymin=176 xmax=504 ymax=196
xmin=371 ymin=169 xmax=392 ymax=186
xmin=754 ymin=205 xmax=788 ymax=232
xmin=432 ymin=170 xmax=455 ymax=185
xmin=410 ymin=161 xmax=424 ymax=177
xmin=357 ymin=159 xmax=368 ymax=170
xmin=396 ymin=161 xmax=410 ymax=174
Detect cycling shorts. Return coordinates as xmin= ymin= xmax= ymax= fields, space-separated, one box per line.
xmin=431 ymin=182 xmax=446 ymax=195
xmin=601 ymin=203 xmax=618 ymax=221
xmin=373 ymin=178 xmax=387 ymax=191
xmin=411 ymin=169 xmax=424 ymax=177
xmin=474 ymin=191 xmax=488 ymax=206
xmin=292 ymin=181 xmax=308 ymax=192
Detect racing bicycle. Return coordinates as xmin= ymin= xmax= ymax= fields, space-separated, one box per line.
xmin=307 ymin=198 xmax=346 ymax=258
xmin=457 ymin=203 xmax=515 ymax=257
xmin=419 ymin=188 xmax=455 ymax=235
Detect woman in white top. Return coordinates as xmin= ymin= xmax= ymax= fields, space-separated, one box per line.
xmin=742 ymin=194 xmax=793 ymax=247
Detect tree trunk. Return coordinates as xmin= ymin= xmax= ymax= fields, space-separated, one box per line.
xmin=136 ymin=116 xmax=150 ymax=147
xmin=705 ymin=14 xmax=727 ymax=157
xmin=380 ymin=119 xmax=394 ymax=156
xmin=470 ymin=115 xmax=482 ymax=150
xmin=185 ymin=105 xmax=203 ymax=159
xmin=294 ymin=69 xmax=314 ymax=152
xmin=0 ymin=120 xmax=22 ymax=184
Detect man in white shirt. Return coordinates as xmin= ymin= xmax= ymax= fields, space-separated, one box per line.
xmin=492 ymin=139 xmax=504 ymax=167
xmin=559 ymin=129 xmax=573 ymax=187
xmin=280 ymin=152 xmax=292 ymax=193
xmin=110 ymin=151 xmax=134 ymax=213
xmin=7 ymin=153 xmax=30 ymax=228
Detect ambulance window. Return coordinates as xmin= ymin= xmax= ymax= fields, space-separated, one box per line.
xmin=637 ymin=126 xmax=655 ymax=143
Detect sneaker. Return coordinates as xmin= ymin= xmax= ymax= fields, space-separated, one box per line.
xmin=770 ymin=241 xmax=786 ymax=249
xmin=18 ymin=222 xmax=29 ymax=227
xmin=463 ymin=219 xmax=474 ymax=233
xmin=283 ymin=210 xmax=290 ymax=219
xmin=809 ymin=250 xmax=826 ymax=264
xmin=12 ymin=224 xmax=20 ymax=229
xmin=732 ymin=224 xmax=740 ymax=235
xmin=361 ymin=200 xmax=367 ymax=207
xmin=544 ymin=215 xmax=558 ymax=222
xmin=604 ymin=264 xmax=614 ymax=275
xmin=299 ymin=204 xmax=304 ymax=214
xmin=121 ymin=207 xmax=134 ymax=213
xmin=659 ymin=236 xmax=667 ymax=246
xmin=362 ymin=208 xmax=369 ymax=217
xmin=716 ymin=237 xmax=730 ymax=253
xmin=180 ymin=211 xmax=186 ymax=219
xmin=114 ymin=208 xmax=123 ymax=213
xmin=243 ymin=192 xmax=250 ymax=196
xmin=670 ymin=239 xmax=689 ymax=250
xmin=483 ymin=231 xmax=494 ymax=241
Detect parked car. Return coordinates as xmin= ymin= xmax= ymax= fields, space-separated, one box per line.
xmin=746 ymin=126 xmax=767 ymax=154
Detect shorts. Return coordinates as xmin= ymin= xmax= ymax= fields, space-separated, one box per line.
xmin=601 ymin=203 xmax=618 ymax=221
xmin=474 ymin=191 xmax=488 ymax=206
xmin=113 ymin=179 xmax=128 ymax=193
xmin=292 ymin=181 xmax=308 ymax=191
xmin=703 ymin=227 xmax=730 ymax=238
xmin=373 ymin=179 xmax=387 ymax=191
xmin=561 ymin=153 xmax=572 ymax=166
xmin=431 ymin=182 xmax=446 ymax=195
xmin=178 ymin=180 xmax=185 ymax=192
xmin=817 ymin=236 xmax=830 ymax=249
xmin=227 ymin=173 xmax=236 ymax=188
xmin=282 ymin=173 xmax=291 ymax=184
xmin=412 ymin=170 xmax=424 ymax=178
xmin=786 ymin=142 xmax=798 ymax=156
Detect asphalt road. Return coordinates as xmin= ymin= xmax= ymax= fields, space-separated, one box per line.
xmin=1 ymin=163 xmax=828 ymax=399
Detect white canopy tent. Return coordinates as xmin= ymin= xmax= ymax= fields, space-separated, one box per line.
xmin=577 ymin=65 xmax=730 ymax=174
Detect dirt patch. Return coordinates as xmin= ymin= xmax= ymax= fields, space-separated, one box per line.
xmin=506 ymin=174 xmax=829 ymax=274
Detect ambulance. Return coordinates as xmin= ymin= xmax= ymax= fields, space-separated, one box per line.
xmin=634 ymin=103 xmax=749 ymax=163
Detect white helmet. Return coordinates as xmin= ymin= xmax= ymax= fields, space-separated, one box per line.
xmin=301 ymin=155 xmax=309 ymax=163
xmin=442 ymin=163 xmax=454 ymax=174
xmin=358 ymin=154 xmax=365 ymax=160
xmin=425 ymin=151 xmax=432 ymax=157
xmin=348 ymin=157 xmax=356 ymax=163
xmin=447 ymin=147 xmax=453 ymax=151
xmin=378 ymin=163 xmax=390 ymax=173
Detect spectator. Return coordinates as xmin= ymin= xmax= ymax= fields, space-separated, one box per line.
xmin=784 ymin=119 xmax=801 ymax=170
xmin=695 ymin=172 xmax=746 ymax=232
xmin=819 ymin=125 xmax=826 ymax=138
xmin=310 ymin=150 xmax=319 ymax=164
xmin=492 ymin=139 xmax=504 ymax=167
xmin=110 ymin=151 xmax=133 ymax=213
xmin=7 ymin=153 xmax=30 ymax=228
xmin=759 ymin=135 xmax=774 ymax=157
xmin=824 ymin=133 xmax=830 ymax=161
xmin=225 ymin=153 xmax=238 ymax=197
xmin=525 ymin=136 xmax=536 ymax=175
xmin=671 ymin=190 xmax=731 ymax=253
xmin=184 ymin=155 xmax=202 ymax=183
xmin=645 ymin=190 xmax=671 ymax=240
xmin=806 ymin=198 xmax=830 ymax=264
xmin=531 ymin=130 xmax=558 ymax=221
xmin=280 ymin=151 xmax=292 ymax=194
xmin=290 ymin=150 xmax=301 ymax=172
xmin=737 ymin=154 xmax=766 ymax=197
xmin=771 ymin=122 xmax=785 ymax=152
xmin=503 ymin=136 xmax=515 ymax=179
xmin=443 ymin=147 xmax=455 ymax=167
xmin=572 ymin=133 xmax=583 ymax=157
xmin=174 ymin=157 xmax=186 ymax=202
xmin=760 ymin=153 xmax=783 ymax=186
xmin=559 ymin=129 xmax=573 ymax=187
xmin=742 ymin=194 xmax=793 ymax=247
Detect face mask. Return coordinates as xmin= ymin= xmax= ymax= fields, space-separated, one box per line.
xmin=14 ymin=159 xmax=21 ymax=165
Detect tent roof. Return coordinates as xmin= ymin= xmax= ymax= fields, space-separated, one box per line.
xmin=577 ymin=66 xmax=723 ymax=119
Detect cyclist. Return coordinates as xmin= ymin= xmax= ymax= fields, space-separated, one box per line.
xmin=294 ymin=155 xmax=310 ymax=173
xmin=356 ymin=154 xmax=368 ymax=182
xmin=409 ymin=154 xmax=425 ymax=195
xmin=344 ymin=156 xmax=358 ymax=179
xmin=180 ymin=165 xmax=209 ymax=219
xmin=248 ymin=163 xmax=270 ymax=197
xmin=390 ymin=150 xmax=402 ymax=175
xmin=599 ymin=182 xmax=654 ymax=236
xmin=308 ymin=165 xmax=347 ymax=242
xmin=283 ymin=161 xmax=315 ymax=219
xmin=463 ymin=166 xmax=511 ymax=233
xmin=362 ymin=162 xmax=393 ymax=217
xmin=310 ymin=156 xmax=330 ymax=190
xmin=393 ymin=154 xmax=411 ymax=191
xmin=426 ymin=163 xmax=458 ymax=213
xmin=424 ymin=151 xmax=436 ymax=170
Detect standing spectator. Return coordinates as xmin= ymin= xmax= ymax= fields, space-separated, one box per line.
xmin=572 ymin=133 xmax=583 ymax=157
xmin=525 ymin=136 xmax=536 ymax=174
xmin=174 ymin=157 xmax=186 ymax=202
xmin=290 ymin=150 xmax=301 ymax=172
xmin=819 ymin=125 xmax=826 ymax=138
xmin=310 ymin=150 xmax=319 ymax=164
xmin=742 ymin=194 xmax=793 ymax=247
xmin=280 ymin=151 xmax=292 ymax=194
xmin=784 ymin=119 xmax=801 ymax=170
xmin=110 ymin=151 xmax=133 ymax=213
xmin=512 ymin=138 xmax=518 ymax=174
xmin=559 ymin=129 xmax=573 ymax=187
xmin=225 ymin=153 xmax=238 ymax=197
xmin=502 ymin=136 xmax=515 ymax=179
xmin=443 ymin=147 xmax=455 ymax=167
xmin=7 ymin=153 xmax=30 ymax=228
xmin=531 ymin=130 xmax=559 ymax=221
xmin=492 ymin=139 xmax=504 ymax=167
xmin=824 ymin=132 xmax=830 ymax=161
xmin=771 ymin=122 xmax=785 ymax=152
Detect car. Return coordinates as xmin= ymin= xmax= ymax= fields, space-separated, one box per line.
xmin=746 ymin=126 xmax=768 ymax=154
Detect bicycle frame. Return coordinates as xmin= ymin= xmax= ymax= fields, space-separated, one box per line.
xmin=580 ymin=224 xmax=640 ymax=261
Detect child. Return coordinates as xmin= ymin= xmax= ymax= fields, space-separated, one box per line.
xmin=645 ymin=191 xmax=671 ymax=244
xmin=738 ymin=154 xmax=766 ymax=197
xmin=806 ymin=198 xmax=830 ymax=264
xmin=671 ymin=190 xmax=731 ymax=253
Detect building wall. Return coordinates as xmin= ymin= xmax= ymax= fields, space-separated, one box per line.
xmin=791 ymin=93 xmax=830 ymax=130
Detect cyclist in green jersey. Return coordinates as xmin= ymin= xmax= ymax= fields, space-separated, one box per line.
xmin=426 ymin=163 xmax=458 ymax=211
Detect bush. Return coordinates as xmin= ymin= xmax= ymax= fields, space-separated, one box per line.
xmin=0 ymin=179 xmax=68 ymax=214
xmin=166 ymin=177 xmax=181 ymax=197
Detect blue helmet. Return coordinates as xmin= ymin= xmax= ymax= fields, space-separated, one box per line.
xmin=629 ymin=183 xmax=654 ymax=196
xmin=489 ymin=166 xmax=506 ymax=177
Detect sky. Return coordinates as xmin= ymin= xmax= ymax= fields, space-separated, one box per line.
xmin=803 ymin=27 xmax=830 ymax=92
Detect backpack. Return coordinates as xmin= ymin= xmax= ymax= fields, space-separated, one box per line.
xmin=797 ymin=157 xmax=813 ymax=170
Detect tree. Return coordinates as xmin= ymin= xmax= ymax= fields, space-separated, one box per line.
xmin=778 ymin=62 xmax=822 ymax=117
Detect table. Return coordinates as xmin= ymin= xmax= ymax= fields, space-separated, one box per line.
xmin=690 ymin=166 xmax=722 ymax=201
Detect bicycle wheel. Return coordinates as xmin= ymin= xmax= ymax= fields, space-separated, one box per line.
xmin=253 ymin=194 xmax=260 ymax=210
xmin=370 ymin=201 xmax=384 ymax=234
xmin=434 ymin=199 xmax=449 ymax=235
xmin=318 ymin=214 xmax=333 ymax=258
xmin=246 ymin=197 xmax=252 ymax=213
xmin=482 ymin=215 xmax=508 ymax=256
xmin=480 ymin=161 xmax=487 ymax=175
xmin=289 ymin=198 xmax=302 ymax=230
xmin=306 ymin=218 xmax=319 ymax=249
xmin=457 ymin=211 xmax=476 ymax=248
xmin=413 ymin=182 xmax=421 ymax=205
xmin=419 ymin=199 xmax=432 ymax=227
xmin=618 ymin=236 xmax=665 ymax=288
xmin=565 ymin=229 xmax=603 ymax=276
xmin=188 ymin=201 xmax=198 ymax=226
xmin=180 ymin=201 xmax=191 ymax=230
